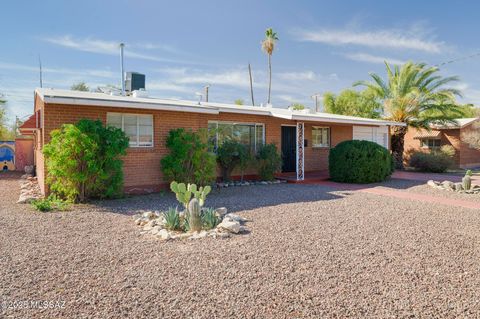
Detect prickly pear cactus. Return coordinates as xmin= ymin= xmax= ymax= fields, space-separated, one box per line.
xmin=170 ymin=181 xmax=192 ymax=208
xmin=192 ymin=185 xmax=211 ymax=207
xmin=187 ymin=198 xmax=202 ymax=232
xmin=463 ymin=174 xmax=472 ymax=191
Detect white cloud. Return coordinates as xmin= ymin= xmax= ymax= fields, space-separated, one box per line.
xmin=292 ymin=26 xmax=445 ymax=53
xmin=41 ymin=35 xmax=191 ymax=63
xmin=278 ymin=71 xmax=316 ymax=81
xmin=343 ymin=52 xmax=406 ymax=65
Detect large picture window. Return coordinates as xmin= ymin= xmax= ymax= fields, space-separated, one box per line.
xmin=208 ymin=121 xmax=265 ymax=153
xmin=312 ymin=127 xmax=330 ymax=148
xmin=107 ymin=112 xmax=153 ymax=147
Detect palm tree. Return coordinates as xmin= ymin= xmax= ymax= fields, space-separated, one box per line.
xmin=355 ymin=61 xmax=463 ymax=168
xmin=261 ymin=28 xmax=278 ymax=105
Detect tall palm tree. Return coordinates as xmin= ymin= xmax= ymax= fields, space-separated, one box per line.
xmin=355 ymin=61 xmax=463 ymax=168
xmin=261 ymin=28 xmax=278 ymax=105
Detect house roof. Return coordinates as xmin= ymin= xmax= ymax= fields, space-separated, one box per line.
xmin=431 ymin=118 xmax=479 ymax=129
xmin=35 ymin=88 xmax=405 ymax=127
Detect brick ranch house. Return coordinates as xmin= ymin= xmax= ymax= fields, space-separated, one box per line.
xmin=32 ymin=88 xmax=404 ymax=195
xmin=404 ymin=117 xmax=480 ymax=169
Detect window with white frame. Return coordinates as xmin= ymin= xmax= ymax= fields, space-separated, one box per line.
xmin=421 ymin=138 xmax=441 ymax=149
xmin=208 ymin=121 xmax=265 ymax=153
xmin=107 ymin=113 xmax=153 ymax=147
xmin=312 ymin=127 xmax=330 ymax=147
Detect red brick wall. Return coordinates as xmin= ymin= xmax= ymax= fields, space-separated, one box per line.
xmin=36 ymin=100 xmax=374 ymax=194
xmin=459 ymin=124 xmax=480 ymax=168
xmin=404 ymin=125 xmax=480 ymax=168
xmin=14 ymin=138 xmax=34 ymax=172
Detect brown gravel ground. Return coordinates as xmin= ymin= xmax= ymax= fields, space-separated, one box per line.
xmin=1 ymin=172 xmax=480 ymax=318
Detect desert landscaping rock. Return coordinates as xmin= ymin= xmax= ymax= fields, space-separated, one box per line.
xmin=426 ymin=178 xmax=480 ymax=194
xmin=3 ymin=172 xmax=480 ymax=318
xmin=16 ymin=176 xmax=42 ymax=203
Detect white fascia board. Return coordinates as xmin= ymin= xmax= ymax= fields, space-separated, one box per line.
xmin=290 ymin=114 xmax=405 ymax=126
xmin=42 ymin=96 xmax=219 ymax=114
xmin=215 ymin=106 xmax=272 ymax=116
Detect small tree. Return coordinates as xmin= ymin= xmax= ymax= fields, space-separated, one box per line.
xmin=216 ymin=140 xmax=247 ymax=181
xmin=161 ymin=128 xmax=216 ymax=186
xmin=71 ymin=82 xmax=89 ymax=91
xmin=234 ymin=99 xmax=244 ymax=105
xmin=238 ymin=149 xmax=254 ymax=182
xmin=290 ymin=103 xmax=305 ymax=111
xmin=256 ymin=143 xmax=282 ymax=181
xmin=43 ymin=119 xmax=129 ymax=202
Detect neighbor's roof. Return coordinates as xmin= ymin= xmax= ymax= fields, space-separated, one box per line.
xmin=431 ymin=118 xmax=479 ymax=129
xmin=35 ymin=88 xmax=405 ymax=127
xmin=414 ymin=130 xmax=442 ymax=139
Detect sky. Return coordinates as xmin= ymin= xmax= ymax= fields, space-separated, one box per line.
xmin=2 ymin=0 xmax=480 ymax=122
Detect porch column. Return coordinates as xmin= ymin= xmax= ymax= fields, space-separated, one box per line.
xmin=296 ymin=122 xmax=304 ymax=181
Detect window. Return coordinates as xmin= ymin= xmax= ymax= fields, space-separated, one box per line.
xmin=421 ymin=139 xmax=441 ymax=149
xmin=107 ymin=112 xmax=153 ymax=147
xmin=312 ymin=127 xmax=330 ymax=148
xmin=208 ymin=121 xmax=265 ymax=153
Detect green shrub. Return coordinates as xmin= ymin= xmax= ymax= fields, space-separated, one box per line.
xmin=163 ymin=207 xmax=181 ymax=231
xmin=43 ymin=119 xmax=129 ymax=202
xmin=256 ymin=143 xmax=282 ymax=181
xmin=31 ymin=196 xmax=71 ymax=212
xmin=216 ymin=140 xmax=248 ymax=181
xmin=201 ymin=207 xmax=219 ymax=230
xmin=409 ymin=147 xmax=455 ymax=173
xmin=161 ymin=128 xmax=216 ymax=186
xmin=329 ymin=140 xmax=394 ymax=183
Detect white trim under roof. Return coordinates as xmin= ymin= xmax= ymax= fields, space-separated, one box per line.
xmin=35 ymin=88 xmax=406 ymax=126
xmin=35 ymin=88 xmax=219 ymax=115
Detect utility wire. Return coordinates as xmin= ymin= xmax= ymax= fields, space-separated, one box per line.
xmin=435 ymin=51 xmax=480 ymax=67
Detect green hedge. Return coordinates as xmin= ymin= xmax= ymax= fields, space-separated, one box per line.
xmin=329 ymin=140 xmax=394 ymax=183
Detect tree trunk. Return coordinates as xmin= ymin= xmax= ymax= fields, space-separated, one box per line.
xmin=391 ymin=126 xmax=408 ymax=169
xmin=267 ymin=54 xmax=272 ymax=104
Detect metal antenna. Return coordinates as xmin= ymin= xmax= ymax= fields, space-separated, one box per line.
xmin=311 ymin=93 xmax=321 ymax=112
xmin=120 ymin=43 xmax=125 ymax=95
xmin=38 ymin=55 xmax=43 ymax=88
xmin=204 ymin=84 xmax=210 ymax=102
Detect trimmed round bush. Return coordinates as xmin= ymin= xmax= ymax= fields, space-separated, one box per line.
xmin=329 ymin=140 xmax=394 ymax=183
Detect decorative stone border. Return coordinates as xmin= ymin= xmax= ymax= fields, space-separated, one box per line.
xmin=216 ymin=179 xmax=286 ymax=188
xmin=427 ymin=180 xmax=480 ymax=194
xmin=17 ymin=175 xmax=42 ymax=204
xmin=133 ymin=208 xmax=249 ymax=241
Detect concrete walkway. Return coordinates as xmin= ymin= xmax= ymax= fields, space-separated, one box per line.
xmin=392 ymin=170 xmax=480 ymax=183
xmin=317 ymin=180 xmax=480 ymax=210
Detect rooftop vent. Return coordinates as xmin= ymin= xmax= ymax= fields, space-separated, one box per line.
xmin=125 ymin=72 xmax=145 ymax=92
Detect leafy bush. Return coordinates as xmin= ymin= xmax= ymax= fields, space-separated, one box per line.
xmin=216 ymin=140 xmax=248 ymax=181
xmin=201 ymin=207 xmax=219 ymax=230
xmin=31 ymin=196 xmax=70 ymax=212
xmin=256 ymin=143 xmax=282 ymax=181
xmin=163 ymin=207 xmax=181 ymax=231
xmin=329 ymin=140 xmax=394 ymax=183
xmin=43 ymin=119 xmax=129 ymax=202
xmin=161 ymin=128 xmax=216 ymax=186
xmin=409 ymin=146 xmax=455 ymax=173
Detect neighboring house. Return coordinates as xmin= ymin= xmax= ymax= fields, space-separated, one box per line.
xmin=404 ymin=118 xmax=480 ymax=169
xmin=0 ymin=141 xmax=15 ymax=171
xmin=32 ymin=88 xmax=404 ymax=195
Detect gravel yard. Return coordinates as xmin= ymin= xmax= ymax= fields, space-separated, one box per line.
xmin=2 ymin=172 xmax=480 ymax=318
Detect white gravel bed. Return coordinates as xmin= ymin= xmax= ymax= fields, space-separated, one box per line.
xmin=2 ymin=172 xmax=480 ymax=318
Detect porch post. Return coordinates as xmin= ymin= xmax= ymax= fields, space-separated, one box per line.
xmin=296 ymin=122 xmax=304 ymax=181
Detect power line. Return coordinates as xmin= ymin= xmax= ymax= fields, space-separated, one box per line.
xmin=435 ymin=51 xmax=480 ymax=67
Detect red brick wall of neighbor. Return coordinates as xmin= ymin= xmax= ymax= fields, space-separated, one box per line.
xmin=35 ymin=100 xmax=377 ymax=194
xmin=14 ymin=138 xmax=34 ymax=172
xmin=459 ymin=124 xmax=480 ymax=168
xmin=404 ymin=125 xmax=480 ymax=168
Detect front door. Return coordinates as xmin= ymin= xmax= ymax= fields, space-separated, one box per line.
xmin=281 ymin=126 xmax=296 ymax=172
